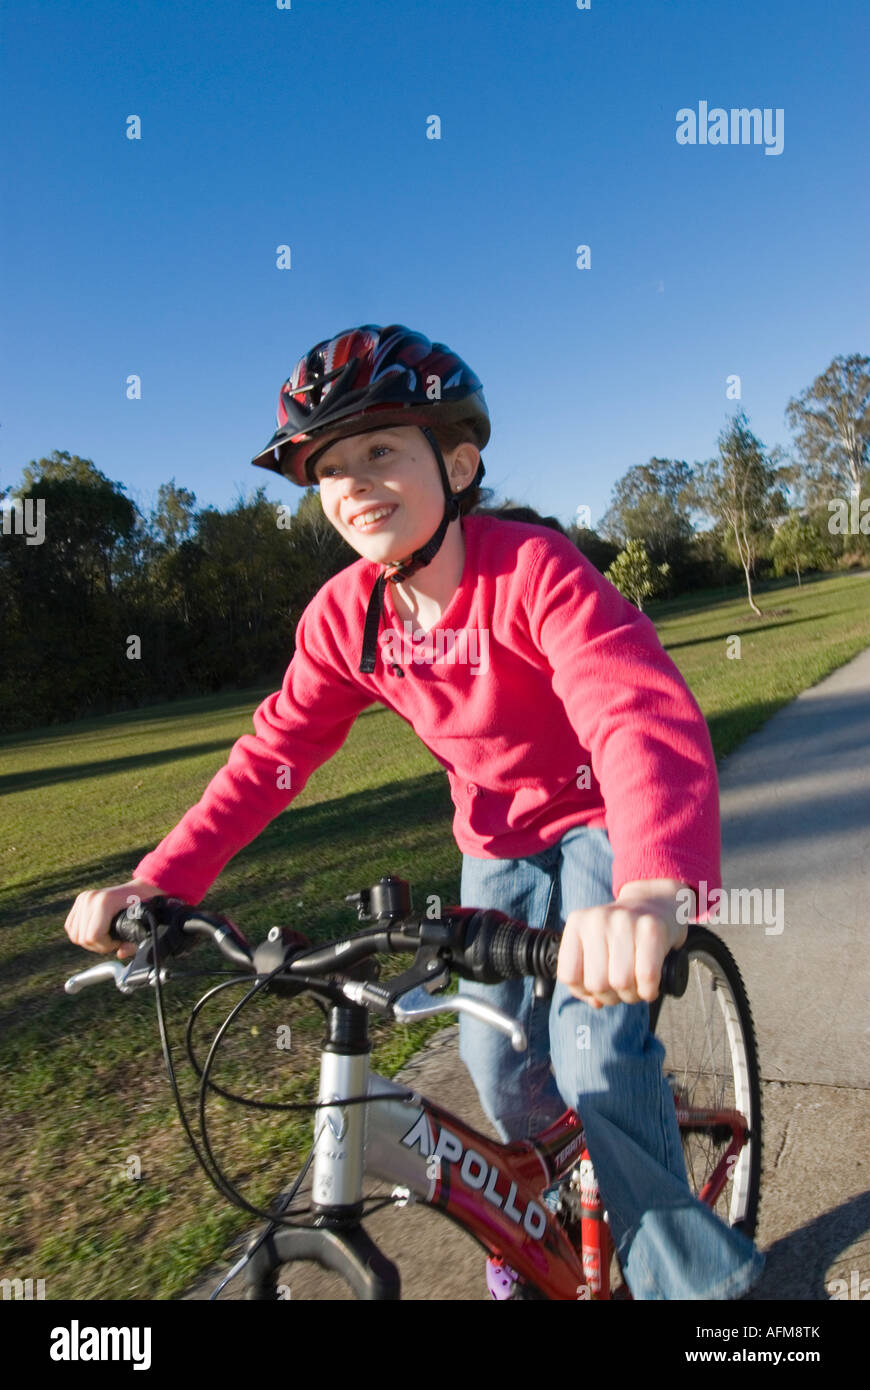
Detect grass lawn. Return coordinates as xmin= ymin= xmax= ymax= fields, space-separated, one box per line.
xmin=1 ymin=568 xmax=868 ymax=1300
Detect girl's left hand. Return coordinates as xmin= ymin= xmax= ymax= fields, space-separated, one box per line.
xmin=556 ymin=884 xmax=690 ymax=1007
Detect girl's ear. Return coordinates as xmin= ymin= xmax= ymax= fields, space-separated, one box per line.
xmin=448 ymin=443 xmax=480 ymax=491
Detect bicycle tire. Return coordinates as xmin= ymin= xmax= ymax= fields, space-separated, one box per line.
xmin=649 ymin=925 xmax=763 ymax=1239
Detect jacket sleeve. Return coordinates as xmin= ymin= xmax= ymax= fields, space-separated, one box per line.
xmin=133 ymin=595 xmax=375 ymax=903
xmin=524 ymin=535 xmax=722 ymax=909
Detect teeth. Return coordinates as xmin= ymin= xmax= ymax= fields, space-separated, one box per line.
xmin=352 ymin=507 xmax=393 ymax=528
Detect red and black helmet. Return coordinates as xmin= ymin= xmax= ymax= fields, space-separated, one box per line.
xmin=250 ymin=323 xmax=490 ymax=486
xmin=251 ymin=324 xmax=490 ymax=676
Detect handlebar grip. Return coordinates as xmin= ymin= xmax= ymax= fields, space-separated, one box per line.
xmin=109 ymin=905 xmax=152 ymax=944
xmin=660 ymin=943 xmax=689 ymax=997
xmin=108 ymin=896 xmax=190 ymax=946
xmin=105 ymin=897 xmax=252 ymax=970
xmin=456 ymin=910 xmax=557 ymax=984
xmin=456 ymin=909 xmax=690 ymax=997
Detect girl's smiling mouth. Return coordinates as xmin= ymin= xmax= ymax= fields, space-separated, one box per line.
xmin=349 ymin=505 xmax=397 ymax=532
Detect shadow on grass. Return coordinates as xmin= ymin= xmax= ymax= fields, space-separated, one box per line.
xmin=0 ymin=685 xmax=292 ymax=750
xmin=646 ymin=567 xmax=867 ymax=623
xmin=663 ymin=612 xmax=832 ymax=653
xmin=0 ymin=705 xmax=386 ymax=797
xmin=0 ymin=738 xmax=246 ymax=797
xmin=6 ymin=673 xmax=870 ymax=935
xmin=0 ymin=768 xmax=459 ymax=966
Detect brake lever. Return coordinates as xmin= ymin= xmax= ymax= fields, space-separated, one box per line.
xmin=64 ymin=953 xmax=173 ymax=994
xmin=64 ymin=960 xmax=130 ymax=994
xmin=64 ymin=958 xmax=154 ymax=995
xmin=393 ymin=987 xmax=528 ymax=1052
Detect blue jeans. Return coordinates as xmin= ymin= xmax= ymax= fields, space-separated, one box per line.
xmin=457 ymin=823 xmax=765 ymax=1300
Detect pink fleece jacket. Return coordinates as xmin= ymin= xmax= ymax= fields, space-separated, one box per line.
xmin=134 ymin=514 xmax=722 ymax=907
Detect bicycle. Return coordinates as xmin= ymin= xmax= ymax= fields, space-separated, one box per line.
xmin=63 ymin=874 xmax=762 ymax=1301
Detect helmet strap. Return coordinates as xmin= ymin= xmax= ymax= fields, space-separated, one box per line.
xmin=358 ymin=425 xmax=468 ymax=674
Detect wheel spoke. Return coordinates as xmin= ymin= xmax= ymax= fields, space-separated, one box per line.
xmin=653 ymin=934 xmax=761 ymax=1235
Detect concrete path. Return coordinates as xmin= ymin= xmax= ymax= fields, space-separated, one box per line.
xmin=712 ymin=642 xmax=870 ymax=1301
xmin=182 ymin=644 xmax=870 ymax=1302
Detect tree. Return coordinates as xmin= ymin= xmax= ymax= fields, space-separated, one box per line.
xmin=685 ymin=525 xmax=743 ymax=589
xmin=785 ymin=353 xmax=870 ymax=507
xmin=599 ymin=458 xmax=695 ymax=572
xmin=769 ymin=512 xmax=835 ymax=587
xmin=566 ymin=525 xmax=619 ymax=573
xmin=151 ymin=479 xmax=197 ymax=550
xmin=0 ymin=458 xmax=362 ymax=729
xmin=187 ymin=489 xmax=304 ymax=683
xmin=685 ymin=414 xmax=791 ymax=616
xmin=605 ymin=539 xmax=669 ymax=611
xmin=286 ymin=488 xmax=358 ymax=596
xmin=7 ymin=454 xmax=138 ymax=598
xmin=18 ymin=448 xmax=127 ymax=494
xmin=0 ymin=456 xmax=139 ymax=722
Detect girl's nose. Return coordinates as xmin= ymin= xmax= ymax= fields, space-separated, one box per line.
xmin=344 ymin=471 xmax=373 ymax=497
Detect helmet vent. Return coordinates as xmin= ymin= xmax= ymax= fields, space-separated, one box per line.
xmin=306 ymin=349 xmax=326 ymax=406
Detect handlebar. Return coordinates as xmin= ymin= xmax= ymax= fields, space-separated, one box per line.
xmin=64 ymin=879 xmax=690 ymax=1029
xmin=61 ymin=879 xmax=695 ymax=1253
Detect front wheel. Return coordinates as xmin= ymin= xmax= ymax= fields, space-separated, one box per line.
xmin=649 ymin=926 xmax=763 ymax=1239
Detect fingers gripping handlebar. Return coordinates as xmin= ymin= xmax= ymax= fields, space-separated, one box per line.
xmin=454 ymin=906 xmax=690 ymax=997
xmin=69 ymin=878 xmax=690 ymax=1003
xmin=109 ymin=897 xmax=254 ymax=969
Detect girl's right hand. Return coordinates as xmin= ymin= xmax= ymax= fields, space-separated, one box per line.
xmin=64 ymin=879 xmax=165 ymax=961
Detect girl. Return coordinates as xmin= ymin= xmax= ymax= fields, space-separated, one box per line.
xmin=65 ymin=323 xmax=764 ymax=1300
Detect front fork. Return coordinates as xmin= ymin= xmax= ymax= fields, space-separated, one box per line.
xmin=246 ymin=1003 xmax=403 ymax=1300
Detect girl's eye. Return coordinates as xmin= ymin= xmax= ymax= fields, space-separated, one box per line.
xmin=317 ymin=443 xmax=389 ymax=481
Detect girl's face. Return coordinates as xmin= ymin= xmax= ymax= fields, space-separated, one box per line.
xmin=312 ymin=425 xmax=462 ymax=564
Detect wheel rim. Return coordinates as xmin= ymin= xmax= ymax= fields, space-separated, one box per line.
xmin=654 ymin=949 xmax=755 ymax=1228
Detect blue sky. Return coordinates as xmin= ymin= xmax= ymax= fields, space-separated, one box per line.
xmin=2 ymin=0 xmax=867 ymax=532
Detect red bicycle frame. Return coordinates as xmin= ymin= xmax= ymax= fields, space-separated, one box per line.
xmin=364 ymin=1074 xmax=749 ymax=1300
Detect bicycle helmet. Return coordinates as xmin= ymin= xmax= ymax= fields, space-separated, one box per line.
xmin=251 ymin=325 xmax=489 ymax=673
